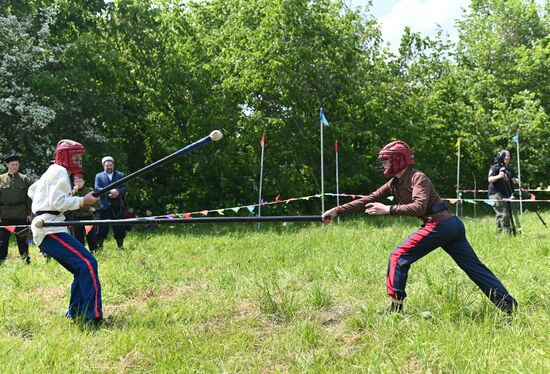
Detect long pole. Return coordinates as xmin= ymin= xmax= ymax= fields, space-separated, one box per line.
xmin=515 ymin=137 xmax=523 ymax=215
xmin=472 ymin=171 xmax=477 ymax=219
xmin=456 ymin=138 xmax=461 ymax=216
xmin=320 ymin=110 xmax=325 ymax=213
xmin=33 ymin=216 xmax=323 ymax=227
xmin=257 ymin=133 xmax=266 ymax=229
xmin=335 ymin=140 xmax=340 ymax=224
xmin=92 ymin=130 xmax=223 ymax=197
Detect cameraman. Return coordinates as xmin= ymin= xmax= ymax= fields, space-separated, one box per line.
xmin=488 ymin=150 xmax=521 ymax=235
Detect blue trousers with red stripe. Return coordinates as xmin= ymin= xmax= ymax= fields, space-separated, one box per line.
xmin=40 ymin=233 xmax=103 ymax=320
xmin=387 ymin=216 xmax=517 ymax=311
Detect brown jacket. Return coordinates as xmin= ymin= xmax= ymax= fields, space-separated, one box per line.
xmin=335 ymin=168 xmax=453 ymax=222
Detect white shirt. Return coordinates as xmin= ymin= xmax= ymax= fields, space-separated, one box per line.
xmin=27 ymin=164 xmax=84 ymax=245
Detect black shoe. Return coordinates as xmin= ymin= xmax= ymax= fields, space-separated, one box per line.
xmin=497 ymin=299 xmax=518 ymax=315
xmin=83 ymin=317 xmax=104 ymax=329
xmin=379 ymin=302 xmax=403 ymax=316
xmin=22 ymin=256 xmax=31 ymax=264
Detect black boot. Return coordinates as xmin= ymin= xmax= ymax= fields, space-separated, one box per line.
xmin=379 ymin=301 xmax=403 ymax=315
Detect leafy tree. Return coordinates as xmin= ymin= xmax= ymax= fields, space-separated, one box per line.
xmin=0 ymin=7 xmax=57 ymax=175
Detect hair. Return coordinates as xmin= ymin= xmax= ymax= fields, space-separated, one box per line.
xmin=495 ymin=150 xmax=510 ymax=164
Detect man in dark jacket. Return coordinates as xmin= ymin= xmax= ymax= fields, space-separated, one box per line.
xmin=95 ymin=156 xmax=127 ymax=249
xmin=488 ymin=150 xmax=521 ymax=235
xmin=0 ymin=155 xmax=32 ymax=263
xmin=322 ymin=141 xmax=517 ymax=315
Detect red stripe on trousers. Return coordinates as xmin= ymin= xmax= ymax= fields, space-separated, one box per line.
xmin=51 ymin=234 xmax=100 ymax=319
xmin=386 ymin=222 xmax=438 ymax=299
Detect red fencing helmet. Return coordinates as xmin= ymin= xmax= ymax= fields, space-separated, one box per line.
xmin=55 ymin=139 xmax=85 ymax=174
xmin=378 ymin=140 xmax=415 ymax=177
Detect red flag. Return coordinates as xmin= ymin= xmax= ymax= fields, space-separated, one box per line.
xmin=335 ymin=140 xmax=339 ymax=153
xmin=183 ymin=213 xmax=192 ymax=218
xmin=260 ymin=133 xmax=265 ymax=147
xmin=85 ymin=225 xmax=93 ymax=235
xmin=5 ymin=226 xmax=16 ymax=233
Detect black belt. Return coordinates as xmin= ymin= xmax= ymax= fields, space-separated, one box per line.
xmin=35 ymin=210 xmax=61 ymax=215
xmin=428 ymin=201 xmax=451 ymax=214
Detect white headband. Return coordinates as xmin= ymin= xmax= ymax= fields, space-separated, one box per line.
xmin=101 ymin=156 xmax=114 ymax=165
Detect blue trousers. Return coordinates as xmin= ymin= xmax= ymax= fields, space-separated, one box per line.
xmin=387 ymin=216 xmax=517 ymax=311
xmin=40 ymin=233 xmax=103 ymax=320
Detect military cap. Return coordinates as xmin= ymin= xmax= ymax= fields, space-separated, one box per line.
xmin=4 ymin=155 xmax=21 ymax=163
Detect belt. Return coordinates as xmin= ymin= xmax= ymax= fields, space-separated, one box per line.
xmin=35 ymin=210 xmax=61 ymax=215
xmin=428 ymin=201 xmax=451 ymax=214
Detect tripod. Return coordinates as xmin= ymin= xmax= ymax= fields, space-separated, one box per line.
xmin=500 ymin=166 xmax=518 ymax=236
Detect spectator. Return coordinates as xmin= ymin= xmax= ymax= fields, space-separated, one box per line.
xmin=67 ymin=172 xmax=98 ymax=252
xmin=28 ymin=139 xmax=102 ymax=325
xmin=95 ymin=156 xmax=127 ymax=249
xmin=144 ymin=209 xmax=158 ymax=230
xmin=122 ymin=206 xmax=136 ymax=231
xmin=488 ymin=150 xmax=521 ymax=235
xmin=0 ymin=155 xmax=33 ymax=264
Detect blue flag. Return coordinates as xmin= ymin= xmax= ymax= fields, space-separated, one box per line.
xmin=320 ymin=108 xmax=329 ymax=127
xmin=513 ymin=135 xmax=519 ymax=143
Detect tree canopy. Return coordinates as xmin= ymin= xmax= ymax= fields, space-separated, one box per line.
xmin=1 ymin=0 xmax=548 ymax=213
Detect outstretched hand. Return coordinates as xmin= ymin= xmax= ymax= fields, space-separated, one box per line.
xmin=321 ymin=208 xmax=338 ymax=224
xmin=365 ymin=202 xmax=390 ymax=215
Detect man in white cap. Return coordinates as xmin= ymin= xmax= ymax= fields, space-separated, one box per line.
xmin=94 ymin=156 xmax=128 ymax=249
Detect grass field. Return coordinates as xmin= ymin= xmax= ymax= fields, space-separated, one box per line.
xmin=0 ymin=213 xmax=548 ymax=373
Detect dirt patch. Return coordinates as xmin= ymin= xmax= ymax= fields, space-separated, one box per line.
xmin=105 ymin=282 xmax=208 ymax=315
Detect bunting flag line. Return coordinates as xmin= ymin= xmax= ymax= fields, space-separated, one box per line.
xmin=3 ymin=193 xmax=550 ymax=233
xmin=135 ymin=190 xmax=550 ymax=222
xmin=459 ymin=187 xmax=550 ymax=192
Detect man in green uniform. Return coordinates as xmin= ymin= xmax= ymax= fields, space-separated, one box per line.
xmin=0 ymin=155 xmax=33 ymax=263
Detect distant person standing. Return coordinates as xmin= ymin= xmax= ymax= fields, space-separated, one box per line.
xmin=0 ymin=155 xmax=33 ymax=264
xmin=488 ymin=150 xmax=521 ymax=235
xmin=122 ymin=206 xmax=136 ymax=232
xmin=95 ymin=156 xmax=127 ymax=249
xmin=67 ymin=172 xmax=98 ymax=252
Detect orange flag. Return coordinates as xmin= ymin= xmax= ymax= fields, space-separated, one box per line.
xmin=85 ymin=225 xmax=94 ymax=235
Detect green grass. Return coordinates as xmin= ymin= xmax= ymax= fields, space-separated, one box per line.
xmin=0 ymin=213 xmax=549 ymax=373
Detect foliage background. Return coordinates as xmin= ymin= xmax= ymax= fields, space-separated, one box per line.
xmin=1 ymin=0 xmax=548 ymax=213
